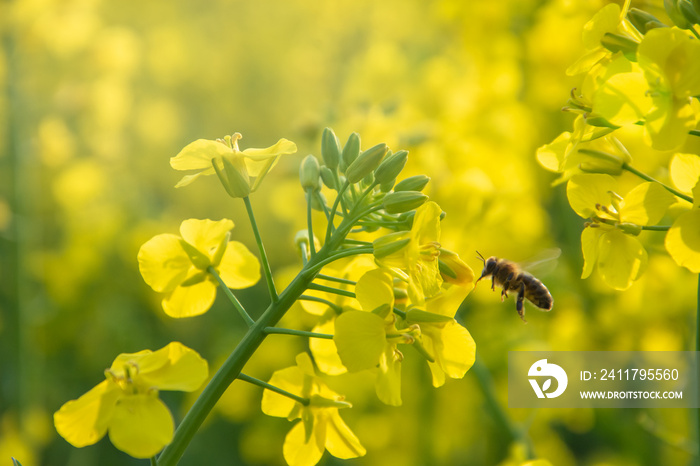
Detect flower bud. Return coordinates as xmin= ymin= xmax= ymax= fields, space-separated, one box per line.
xmin=382 ymin=191 xmax=428 ymax=214
xmin=627 ymin=8 xmax=667 ymax=33
xmin=394 ymin=175 xmax=430 ymax=192
xmin=373 ymin=232 xmax=410 ymax=258
xmin=311 ymin=191 xmax=327 ymax=211
xmin=294 ymin=230 xmax=321 ymax=254
xmin=438 ymin=248 xmax=475 ymax=287
xmin=320 ymin=166 xmax=336 ymax=189
xmin=600 ymin=33 xmax=638 ymax=60
xmin=345 ymin=143 xmax=388 ymax=184
xmin=380 ymin=178 xmax=396 ymax=192
xmin=664 ymin=0 xmax=692 ymax=28
xmin=374 ymin=150 xmax=408 ymax=184
xmin=300 ymin=154 xmax=321 ymax=191
xmin=321 ymin=127 xmax=341 ymax=170
xmin=341 ymin=132 xmax=361 ymax=171
xmin=679 ymin=0 xmax=700 ymax=24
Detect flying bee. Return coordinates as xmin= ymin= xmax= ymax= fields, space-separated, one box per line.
xmin=475 ymin=250 xmax=558 ymax=323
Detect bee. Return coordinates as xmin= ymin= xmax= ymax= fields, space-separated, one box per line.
xmin=475 ymin=251 xmax=556 ymax=323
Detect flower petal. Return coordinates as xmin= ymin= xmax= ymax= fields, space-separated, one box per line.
xmin=666 ymin=209 xmax=700 ymax=273
xmin=54 ymin=380 xmax=121 ymax=448
xmin=355 ymin=269 xmax=394 ymax=314
xmin=262 ymin=366 xmax=304 ymax=418
xmin=179 ymin=218 xmax=234 ymax=255
xmin=325 ymin=411 xmax=366 ymax=460
xmin=670 ymin=153 xmax=700 ymax=194
xmin=566 ymin=174 xmax=617 ymax=218
xmin=428 ymin=321 xmax=476 ymax=382
xmin=108 ymin=394 xmax=174 ymax=459
xmin=138 ymin=234 xmax=191 ymax=293
xmin=162 ymin=280 xmax=217 ymax=318
xmin=217 ymin=241 xmax=261 ymax=289
xmin=282 ymin=420 xmax=324 ymax=466
xmin=240 ymin=138 xmax=298 ymax=164
xmin=619 ymin=182 xmax=675 ymax=225
xmin=597 ymin=229 xmax=647 ymax=290
xmin=170 ymin=139 xmax=231 ymax=171
xmin=309 ymin=320 xmax=347 ymax=376
xmin=375 ymin=346 xmax=402 ymax=406
xmin=132 ymin=342 xmax=208 ymax=392
xmin=581 ymin=226 xmax=604 ymax=279
xmin=334 ymin=311 xmax=386 ymax=372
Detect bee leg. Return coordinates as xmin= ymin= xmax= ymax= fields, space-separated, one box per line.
xmin=501 ymin=273 xmax=514 ymax=302
xmin=491 ymin=276 xmax=496 ymax=292
xmin=516 ymin=282 xmax=527 ymax=323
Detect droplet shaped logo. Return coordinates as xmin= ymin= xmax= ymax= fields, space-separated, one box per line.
xmin=528 ymin=359 xmax=568 ymax=399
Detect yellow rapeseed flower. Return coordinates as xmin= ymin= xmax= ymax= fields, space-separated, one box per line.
xmin=54 ymin=342 xmax=208 ymax=459
xmin=567 ymin=174 xmax=675 ymax=289
xmin=138 ymin=218 xmax=260 ymax=317
xmin=170 ymin=132 xmax=297 ymax=197
xmin=261 ymin=353 xmax=365 ymax=466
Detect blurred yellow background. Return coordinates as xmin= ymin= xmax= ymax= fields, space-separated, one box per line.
xmin=1 ymin=0 xmax=698 ymax=464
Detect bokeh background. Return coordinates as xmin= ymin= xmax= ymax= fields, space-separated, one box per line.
xmin=1 ymin=0 xmax=698 ymax=464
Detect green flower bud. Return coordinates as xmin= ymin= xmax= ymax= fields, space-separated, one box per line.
xmin=679 ymin=0 xmax=700 ymax=24
xmin=321 ymin=127 xmax=341 ymax=170
xmin=380 ymin=178 xmax=396 ymax=193
xmin=374 ymin=150 xmax=408 ymax=184
xmin=394 ymin=175 xmax=430 ymax=192
xmin=664 ymin=0 xmax=692 ymax=28
xmin=300 ymin=154 xmax=321 ymax=190
xmin=600 ymin=33 xmax=638 ymax=60
xmin=382 ymin=191 xmax=428 ymax=214
xmin=320 ymin=166 xmax=336 ymax=189
xmin=341 ymin=132 xmax=361 ymax=171
xmin=627 ymin=8 xmax=667 ymax=33
xmin=345 ymin=143 xmax=388 ymax=184
xmin=311 ymin=191 xmax=327 ymax=211
xmin=373 ymin=232 xmax=410 ymax=258
xmin=577 ymin=149 xmax=626 ymax=176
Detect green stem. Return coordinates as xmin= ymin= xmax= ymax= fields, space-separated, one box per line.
xmin=151 ymin=457 xmax=157 ymax=466
xmin=243 ymin=196 xmax=279 ymax=302
xmin=299 ymin=295 xmax=343 ymax=313
xmin=690 ymin=130 xmax=700 ymax=138
xmin=307 ymin=247 xmax=374 ymax=273
xmin=622 ymin=163 xmax=694 ymax=204
xmin=157 ymin=212 xmax=360 ymax=466
xmin=342 ymin=239 xmax=372 ymax=247
xmin=325 ymin=181 xmax=349 ymax=244
xmin=308 ymin=283 xmax=356 ymax=298
xmin=208 ymin=266 xmax=254 ymax=327
xmin=238 ymin=373 xmax=309 ymax=405
xmin=306 ymin=189 xmax=316 ymax=258
xmin=264 ymin=327 xmax=334 ymax=340
xmin=316 ymin=274 xmax=357 ymax=286
xmin=472 ymin=357 xmax=535 ymax=460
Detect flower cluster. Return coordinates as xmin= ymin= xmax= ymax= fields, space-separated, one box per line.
xmin=537 ymin=1 xmax=700 ymax=288
xmin=54 ymin=129 xmax=478 ymax=466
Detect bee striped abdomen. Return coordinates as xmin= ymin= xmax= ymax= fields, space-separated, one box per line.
xmin=522 ymin=274 xmax=553 ymax=310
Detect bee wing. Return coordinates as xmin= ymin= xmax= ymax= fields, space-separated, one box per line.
xmin=519 ymin=248 xmax=561 ymax=276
